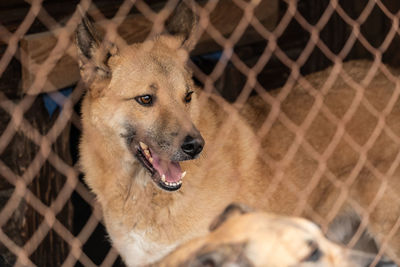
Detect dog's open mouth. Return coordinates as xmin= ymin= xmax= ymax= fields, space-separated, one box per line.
xmin=135 ymin=142 xmax=186 ymax=191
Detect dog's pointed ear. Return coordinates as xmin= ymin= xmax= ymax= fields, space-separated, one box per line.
xmin=76 ymin=15 xmax=118 ymax=93
xmin=209 ymin=203 xmax=252 ymax=232
xmin=165 ymin=0 xmax=198 ymax=51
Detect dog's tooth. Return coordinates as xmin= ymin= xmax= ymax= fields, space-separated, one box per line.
xmin=172 ymin=182 xmax=177 ymax=187
xmin=139 ymin=142 xmax=148 ymax=150
xmin=181 ymin=171 xmax=187 ymax=179
xmin=161 ymin=174 xmax=166 ymax=182
xmin=149 ymin=157 xmax=153 ymax=163
xmin=144 ymin=149 xmax=151 ymax=157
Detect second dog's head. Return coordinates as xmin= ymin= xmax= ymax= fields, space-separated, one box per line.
xmin=155 ymin=204 xmax=395 ymax=267
xmin=76 ymin=2 xmax=204 ymax=192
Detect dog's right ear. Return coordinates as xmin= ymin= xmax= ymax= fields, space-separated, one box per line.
xmin=76 ymin=15 xmax=118 ymax=94
xmin=209 ymin=203 xmax=252 ymax=232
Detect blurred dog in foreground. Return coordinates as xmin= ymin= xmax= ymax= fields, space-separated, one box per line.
xmin=155 ymin=204 xmax=396 ymax=267
xmin=76 ymin=1 xmax=400 ymax=266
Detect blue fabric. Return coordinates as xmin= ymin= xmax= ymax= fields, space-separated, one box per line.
xmin=42 ymin=87 xmax=73 ymax=117
xmin=197 ymin=51 xmax=222 ymax=61
xmin=191 ymin=51 xmax=222 ymax=64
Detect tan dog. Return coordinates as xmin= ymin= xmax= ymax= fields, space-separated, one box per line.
xmin=76 ymin=2 xmax=400 ymax=266
xmin=155 ymin=204 xmax=395 ymax=267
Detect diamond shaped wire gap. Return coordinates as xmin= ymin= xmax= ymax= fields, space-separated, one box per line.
xmin=98 ymin=247 xmax=122 ymax=267
xmin=0 ymin=0 xmax=42 ymax=76
xmin=0 ymin=241 xmax=15 ymax=266
xmin=0 ymin=189 xmax=27 ymax=259
xmin=28 ymin=229 xmax=71 ymax=267
xmin=0 ymin=229 xmax=34 ymax=266
xmin=213 ymin=59 xmax=248 ymax=102
xmin=210 ymin=0 xmax=244 ymax=35
xmin=359 ymin=3 xmax=395 ymax=49
xmin=0 ymin=49 xmax=21 ymax=99
xmin=0 ymin=94 xmax=35 ymax=155
xmin=79 ymin=222 xmax=118 ymax=266
xmin=12 ymin=198 xmax=51 ymax=263
xmin=71 ymin=204 xmax=103 ymax=267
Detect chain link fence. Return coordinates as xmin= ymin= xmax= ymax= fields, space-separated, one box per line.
xmin=1 ymin=0 xmax=400 ymax=266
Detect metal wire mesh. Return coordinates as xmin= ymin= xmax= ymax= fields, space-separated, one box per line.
xmin=1 ymin=0 xmax=400 ymax=266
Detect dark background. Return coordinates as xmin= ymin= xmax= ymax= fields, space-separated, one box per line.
xmin=1 ymin=0 xmax=400 ymax=266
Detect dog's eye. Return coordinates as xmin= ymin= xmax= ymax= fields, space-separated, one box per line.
xmin=135 ymin=95 xmax=153 ymax=106
xmin=185 ymin=92 xmax=193 ymax=103
xmin=302 ymin=241 xmax=322 ymax=262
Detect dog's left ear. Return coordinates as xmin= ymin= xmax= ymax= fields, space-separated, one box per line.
xmin=165 ymin=0 xmax=198 ymax=51
xmin=209 ymin=203 xmax=252 ymax=232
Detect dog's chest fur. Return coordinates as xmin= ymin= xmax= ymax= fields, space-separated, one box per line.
xmin=112 ymin=227 xmax=178 ymax=266
xmin=98 ymin=170 xmax=210 ymax=266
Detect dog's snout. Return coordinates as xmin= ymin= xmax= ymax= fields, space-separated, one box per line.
xmin=181 ymin=135 xmax=204 ymax=158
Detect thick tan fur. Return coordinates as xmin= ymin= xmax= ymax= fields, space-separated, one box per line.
xmin=77 ymin=6 xmax=400 ymax=267
xmin=155 ymin=204 xmax=388 ymax=267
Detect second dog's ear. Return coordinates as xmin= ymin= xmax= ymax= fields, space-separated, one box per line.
xmin=76 ymin=16 xmax=118 ymax=92
xmin=209 ymin=203 xmax=252 ymax=232
xmin=165 ymin=0 xmax=198 ymax=51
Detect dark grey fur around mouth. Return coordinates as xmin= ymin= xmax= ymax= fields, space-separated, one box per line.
xmin=121 ymin=123 xmax=136 ymax=145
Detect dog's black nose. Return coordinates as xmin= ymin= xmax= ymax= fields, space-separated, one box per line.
xmin=181 ymin=135 xmax=204 ymax=158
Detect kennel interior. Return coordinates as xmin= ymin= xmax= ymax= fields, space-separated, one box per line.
xmin=1 ymin=0 xmax=400 ymax=266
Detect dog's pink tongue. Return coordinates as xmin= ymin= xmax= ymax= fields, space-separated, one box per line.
xmin=151 ymin=152 xmax=182 ymax=183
